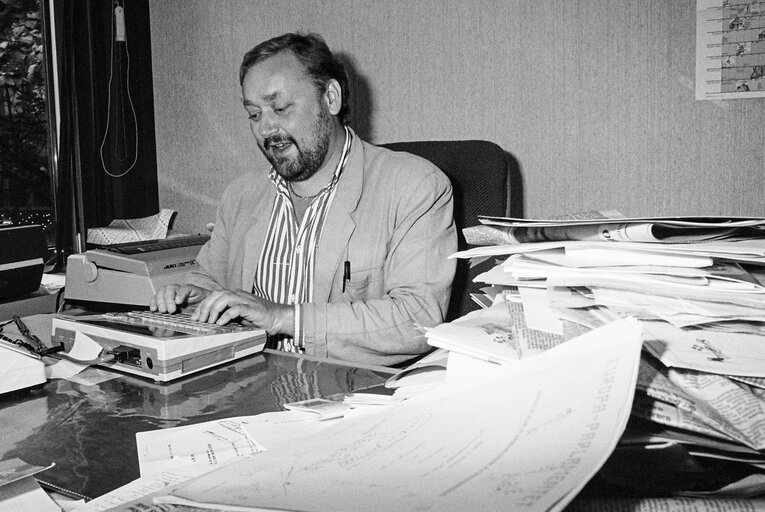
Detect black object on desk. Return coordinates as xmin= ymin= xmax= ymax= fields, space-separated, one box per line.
xmin=0 ymin=349 xmax=392 ymax=500
xmin=0 ymin=224 xmax=47 ymax=299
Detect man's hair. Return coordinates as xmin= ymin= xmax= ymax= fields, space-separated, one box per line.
xmin=240 ymin=32 xmax=350 ymax=125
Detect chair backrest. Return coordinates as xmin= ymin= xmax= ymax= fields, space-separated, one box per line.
xmin=381 ymin=140 xmax=512 ymax=321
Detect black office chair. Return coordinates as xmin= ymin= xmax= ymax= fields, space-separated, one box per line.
xmin=381 ymin=140 xmax=513 ymax=322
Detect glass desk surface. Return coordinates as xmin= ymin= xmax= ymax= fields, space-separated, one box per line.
xmin=0 ymin=348 xmax=392 ymax=500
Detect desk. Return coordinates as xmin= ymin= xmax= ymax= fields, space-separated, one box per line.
xmin=2 ymin=317 xmax=760 ymax=510
xmin=0 ymin=342 xmax=393 ymax=500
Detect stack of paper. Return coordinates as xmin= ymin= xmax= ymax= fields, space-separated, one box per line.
xmin=449 ymin=211 xmax=765 ymax=500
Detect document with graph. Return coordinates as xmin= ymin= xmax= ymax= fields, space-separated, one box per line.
xmin=696 ymin=0 xmax=765 ymax=100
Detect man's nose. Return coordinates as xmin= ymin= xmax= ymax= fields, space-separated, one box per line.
xmin=258 ymin=113 xmax=278 ymax=138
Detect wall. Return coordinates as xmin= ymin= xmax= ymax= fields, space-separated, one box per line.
xmin=149 ymin=0 xmax=765 ymax=234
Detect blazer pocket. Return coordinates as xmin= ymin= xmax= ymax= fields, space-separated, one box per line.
xmin=342 ymin=269 xmax=380 ymax=301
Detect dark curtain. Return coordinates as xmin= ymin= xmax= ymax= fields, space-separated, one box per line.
xmin=46 ymin=0 xmax=158 ymax=266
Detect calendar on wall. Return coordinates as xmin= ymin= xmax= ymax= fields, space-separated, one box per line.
xmin=696 ymin=0 xmax=765 ymax=99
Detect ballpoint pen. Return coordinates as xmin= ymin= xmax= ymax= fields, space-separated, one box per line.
xmin=342 ymin=260 xmax=351 ymax=293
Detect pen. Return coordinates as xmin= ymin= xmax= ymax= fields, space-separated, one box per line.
xmin=342 ymin=260 xmax=351 ymax=292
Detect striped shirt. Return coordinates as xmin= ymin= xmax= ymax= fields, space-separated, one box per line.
xmin=252 ymin=127 xmax=353 ymax=352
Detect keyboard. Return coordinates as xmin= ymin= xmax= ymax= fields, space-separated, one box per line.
xmin=51 ymin=311 xmax=267 ymax=382
xmin=103 ymin=311 xmax=253 ymax=335
xmin=96 ymin=234 xmax=211 ymax=255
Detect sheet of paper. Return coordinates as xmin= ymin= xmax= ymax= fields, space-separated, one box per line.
xmin=509 ymin=248 xmax=714 ymax=270
xmin=148 ymin=318 xmax=643 ymax=512
xmin=568 ymin=497 xmax=765 ymax=511
xmin=477 ymin=214 xmax=765 ymax=228
xmin=641 ymin=319 xmax=765 ymax=377
xmin=451 ymin=239 xmax=765 ymax=262
xmin=445 ymin=350 xmax=512 ymax=385
xmin=547 ymin=275 xmax=765 ymax=309
xmin=517 ymin=286 xmax=563 ymax=334
xmin=45 ymin=331 xmax=103 ymax=380
xmin=514 ymin=248 xmax=714 ymax=270
xmin=591 ymin=288 xmax=765 ymax=328
xmin=384 ymin=348 xmax=449 ymax=389
xmin=239 ymin=410 xmax=342 ymax=451
xmin=283 ymin=398 xmax=350 ymax=420
xmin=426 ymin=294 xmax=590 ymax=363
xmin=664 ymin=369 xmax=765 ymax=451
xmin=135 ymin=416 xmax=266 ymax=477
xmin=635 ymin=355 xmax=765 ymax=451
xmin=0 ymin=476 xmax=61 ymax=512
xmin=424 ymin=300 xmax=524 ymax=363
xmin=474 ymin=263 xmax=546 ymax=287
xmin=65 ymin=470 xmax=200 ymax=512
xmin=0 ymin=459 xmax=55 ymax=487
xmin=75 ymin=413 xmax=338 ymax=512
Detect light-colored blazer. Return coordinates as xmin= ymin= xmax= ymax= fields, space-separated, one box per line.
xmin=185 ymin=131 xmax=457 ymax=366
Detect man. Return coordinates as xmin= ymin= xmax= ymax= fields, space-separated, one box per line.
xmin=151 ymin=32 xmax=456 ymax=366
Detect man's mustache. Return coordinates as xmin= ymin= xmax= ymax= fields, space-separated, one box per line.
xmin=264 ymin=135 xmax=294 ymax=150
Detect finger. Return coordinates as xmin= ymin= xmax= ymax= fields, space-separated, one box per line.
xmin=215 ymin=303 xmax=259 ymax=326
xmin=215 ymin=306 xmax=238 ymax=326
xmin=204 ymin=293 xmax=243 ymax=324
xmin=165 ymin=286 xmax=188 ymax=314
xmin=191 ymin=290 xmax=226 ymax=323
xmin=174 ymin=285 xmax=195 ymax=305
xmin=153 ymin=286 xmax=179 ymax=313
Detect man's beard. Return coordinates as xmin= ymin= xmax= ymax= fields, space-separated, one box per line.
xmin=260 ymin=107 xmax=332 ymax=182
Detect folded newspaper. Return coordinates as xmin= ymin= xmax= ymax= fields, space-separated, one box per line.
xmin=465 ymin=211 xmax=765 ymax=246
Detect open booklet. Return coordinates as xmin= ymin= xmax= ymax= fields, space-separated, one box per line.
xmin=465 ymin=211 xmax=765 ymax=246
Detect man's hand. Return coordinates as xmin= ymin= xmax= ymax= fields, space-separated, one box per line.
xmin=191 ymin=290 xmax=294 ymax=335
xmin=150 ymin=284 xmax=210 ymax=314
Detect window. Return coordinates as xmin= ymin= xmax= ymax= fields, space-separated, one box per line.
xmin=0 ymin=0 xmax=53 ymax=246
xmin=1 ymin=0 xmax=158 ymax=269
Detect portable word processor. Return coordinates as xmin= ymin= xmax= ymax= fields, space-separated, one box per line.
xmin=65 ymin=234 xmax=211 ymax=307
xmin=51 ymin=311 xmax=266 ymax=382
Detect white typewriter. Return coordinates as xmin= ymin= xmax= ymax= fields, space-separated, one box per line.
xmin=51 ymin=311 xmax=266 ymax=382
xmin=64 ymin=234 xmax=210 ymax=306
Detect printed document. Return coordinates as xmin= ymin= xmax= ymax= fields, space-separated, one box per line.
xmin=148 ymin=318 xmax=643 ymax=512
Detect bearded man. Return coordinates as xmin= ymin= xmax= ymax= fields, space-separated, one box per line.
xmin=152 ymin=32 xmax=456 ymax=367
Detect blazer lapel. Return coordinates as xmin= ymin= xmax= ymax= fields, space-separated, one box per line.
xmin=241 ymin=183 xmax=276 ymax=292
xmin=312 ymin=133 xmax=364 ymax=302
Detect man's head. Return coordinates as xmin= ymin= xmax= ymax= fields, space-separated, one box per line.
xmin=240 ymin=33 xmax=349 ymax=182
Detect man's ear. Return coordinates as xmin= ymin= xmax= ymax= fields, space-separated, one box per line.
xmin=324 ymin=79 xmax=342 ymax=116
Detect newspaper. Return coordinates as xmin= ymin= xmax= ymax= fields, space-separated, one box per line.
xmin=465 ymin=213 xmax=765 ymax=246
xmin=634 ymin=354 xmax=765 ymax=451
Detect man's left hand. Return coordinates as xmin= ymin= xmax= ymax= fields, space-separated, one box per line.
xmin=191 ymin=290 xmax=294 ymax=335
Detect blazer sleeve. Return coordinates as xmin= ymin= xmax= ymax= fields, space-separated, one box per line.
xmin=182 ymin=182 xmax=238 ymax=293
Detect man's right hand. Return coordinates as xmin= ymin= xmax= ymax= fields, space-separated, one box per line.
xmin=150 ymin=284 xmax=210 ymax=314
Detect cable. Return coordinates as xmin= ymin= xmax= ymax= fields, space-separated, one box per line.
xmin=1 ymin=316 xmax=116 ymax=366
xmin=47 ymin=351 xmax=116 ymax=366
xmin=98 ymin=0 xmax=138 ymax=178
xmin=55 ymin=286 xmax=66 ymax=313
